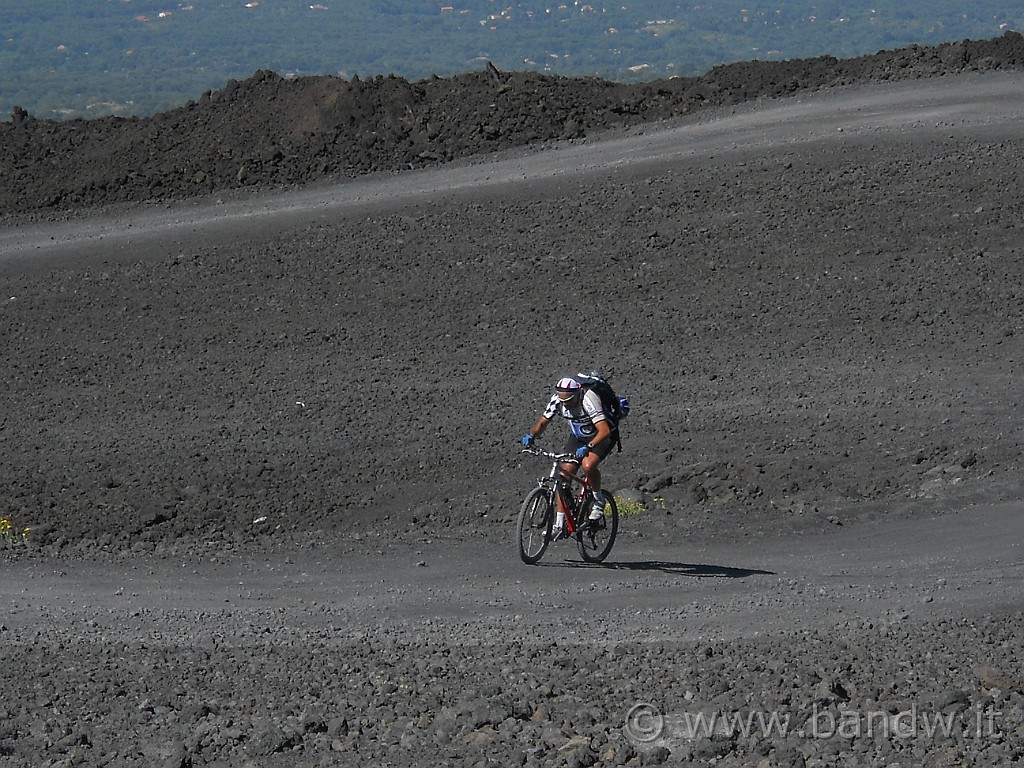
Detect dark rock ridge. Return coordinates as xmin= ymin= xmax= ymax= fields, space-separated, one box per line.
xmin=2 ymin=32 xmax=1023 ymax=216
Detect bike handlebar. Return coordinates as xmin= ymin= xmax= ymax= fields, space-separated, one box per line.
xmin=520 ymin=445 xmax=579 ymax=463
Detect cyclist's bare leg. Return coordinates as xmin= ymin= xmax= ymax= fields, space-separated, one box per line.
xmin=557 ymin=461 xmax=578 ymax=515
xmin=580 ymin=453 xmax=602 ymax=497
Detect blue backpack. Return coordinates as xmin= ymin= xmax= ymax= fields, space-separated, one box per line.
xmin=575 ymin=371 xmax=630 ymax=451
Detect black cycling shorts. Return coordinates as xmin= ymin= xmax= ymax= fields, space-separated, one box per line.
xmin=563 ymin=432 xmax=614 ymax=461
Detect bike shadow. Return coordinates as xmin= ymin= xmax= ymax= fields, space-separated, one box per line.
xmin=542 ymin=559 xmax=774 ymax=578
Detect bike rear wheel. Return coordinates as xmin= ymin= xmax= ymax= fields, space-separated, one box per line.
xmin=577 ymin=493 xmax=618 ymax=563
xmin=516 ymin=487 xmax=554 ymax=565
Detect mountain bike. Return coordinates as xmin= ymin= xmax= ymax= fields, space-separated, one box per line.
xmin=516 ymin=445 xmax=619 ymax=565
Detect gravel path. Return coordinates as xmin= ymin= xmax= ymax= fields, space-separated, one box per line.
xmin=3 ymin=501 xmax=1022 ymax=767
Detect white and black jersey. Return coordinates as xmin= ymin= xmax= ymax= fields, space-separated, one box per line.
xmin=542 ymin=389 xmax=609 ymax=441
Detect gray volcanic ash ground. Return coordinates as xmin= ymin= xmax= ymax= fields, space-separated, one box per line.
xmin=1 ymin=39 xmax=1024 ymax=768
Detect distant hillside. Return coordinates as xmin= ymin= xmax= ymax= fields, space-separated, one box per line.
xmin=1 ymin=0 xmax=1022 ymax=120
xmin=3 ymin=32 xmax=1024 ymax=218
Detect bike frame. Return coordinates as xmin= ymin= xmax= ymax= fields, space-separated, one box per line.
xmin=524 ymin=447 xmax=594 ymax=534
xmin=517 ymin=444 xmax=618 ymax=565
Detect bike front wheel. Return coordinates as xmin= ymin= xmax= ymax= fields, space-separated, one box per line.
xmin=577 ymin=493 xmax=618 ymax=563
xmin=516 ymin=487 xmax=554 ymax=565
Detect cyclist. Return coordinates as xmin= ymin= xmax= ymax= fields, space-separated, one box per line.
xmin=520 ymin=376 xmax=615 ymax=537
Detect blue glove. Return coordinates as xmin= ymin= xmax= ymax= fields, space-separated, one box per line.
xmin=521 ymin=434 xmax=534 ymax=446
xmin=575 ymin=444 xmax=591 ymax=459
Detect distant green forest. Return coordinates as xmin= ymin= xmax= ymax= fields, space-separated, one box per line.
xmin=2 ymin=0 xmax=1022 ymax=120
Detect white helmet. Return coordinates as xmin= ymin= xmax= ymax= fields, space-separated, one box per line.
xmin=555 ymin=377 xmax=581 ymax=403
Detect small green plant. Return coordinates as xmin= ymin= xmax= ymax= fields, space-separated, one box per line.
xmin=616 ymin=496 xmax=670 ymax=517
xmin=0 ymin=517 xmax=30 ymax=545
xmin=616 ymin=496 xmax=647 ymax=517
